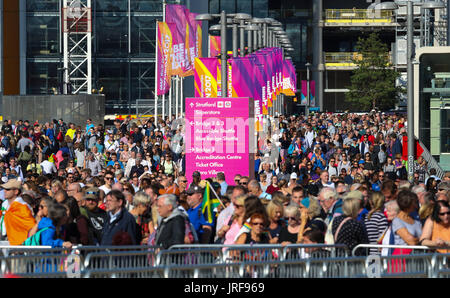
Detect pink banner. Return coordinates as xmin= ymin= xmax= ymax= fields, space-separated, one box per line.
xmin=165 ymin=4 xmax=192 ymax=76
xmin=194 ymin=58 xmax=221 ymax=98
xmin=157 ymin=21 xmax=172 ymax=95
xmin=185 ymin=98 xmax=255 ymax=185
xmin=209 ymin=35 xmax=221 ymax=58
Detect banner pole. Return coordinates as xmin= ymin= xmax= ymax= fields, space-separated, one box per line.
xmin=154 ymin=20 xmax=159 ymax=126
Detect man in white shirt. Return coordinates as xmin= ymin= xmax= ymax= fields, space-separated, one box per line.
xmin=40 ymin=159 xmax=57 ymax=175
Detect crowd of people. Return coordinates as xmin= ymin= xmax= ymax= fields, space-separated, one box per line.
xmin=0 ymin=112 xmax=449 ymax=257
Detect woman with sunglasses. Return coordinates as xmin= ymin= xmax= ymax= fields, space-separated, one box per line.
xmin=217 ymin=195 xmax=246 ymax=246
xmin=235 ymin=213 xmax=269 ymax=245
xmin=419 ymin=201 xmax=450 ymax=253
xmin=278 ymin=205 xmax=302 ymax=246
xmin=266 ymin=200 xmax=285 ymax=244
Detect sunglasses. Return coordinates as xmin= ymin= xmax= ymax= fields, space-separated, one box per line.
xmin=439 ymin=211 xmax=450 ymax=216
xmin=180 ymin=180 xmax=187 ymax=183
xmin=105 ymin=177 xmax=114 ymax=180
xmin=287 ymin=217 xmax=297 ymax=221
xmin=240 ymin=182 xmax=248 ymax=185
xmin=251 ymin=222 xmax=264 ymax=226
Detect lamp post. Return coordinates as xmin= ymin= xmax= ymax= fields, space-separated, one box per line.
xmin=305 ymin=62 xmax=311 ymax=117
xmin=196 ymin=11 xmax=235 ymax=97
xmin=375 ymin=0 xmax=445 ymax=183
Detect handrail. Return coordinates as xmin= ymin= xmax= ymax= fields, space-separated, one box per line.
xmin=352 ymin=244 xmax=448 ymax=256
xmin=324 ymin=9 xmax=395 ymax=21
xmin=416 ymin=137 xmax=445 ymax=180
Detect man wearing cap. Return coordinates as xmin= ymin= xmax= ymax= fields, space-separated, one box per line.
xmin=81 ymin=187 xmax=107 ymax=245
xmin=0 ymin=179 xmax=35 ymax=245
xmin=186 ymin=185 xmax=213 ymax=244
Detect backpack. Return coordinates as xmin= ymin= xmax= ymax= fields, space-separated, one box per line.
xmin=22 ymin=227 xmax=50 ymax=246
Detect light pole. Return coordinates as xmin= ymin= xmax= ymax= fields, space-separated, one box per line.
xmin=376 ymin=0 xmax=445 ymax=183
xmin=305 ymin=62 xmax=311 ymax=117
xmin=196 ymin=11 xmax=234 ymax=97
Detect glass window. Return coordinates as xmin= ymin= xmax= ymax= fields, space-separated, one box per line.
xmin=221 ymin=0 xmax=236 ymax=13
xmin=131 ymin=63 xmax=155 ymax=102
xmin=131 ymin=17 xmax=157 ymax=56
xmin=27 ymin=16 xmax=60 ymax=57
xmin=27 ymin=0 xmax=59 ymax=12
xmin=95 ymin=0 xmax=128 ymax=12
xmin=27 ymin=62 xmax=59 ymax=94
xmin=253 ymin=0 xmax=268 ymax=18
xmin=95 ymin=62 xmax=129 ymax=104
xmin=237 ymin=0 xmax=252 ymax=14
xmin=209 ymin=0 xmax=219 ymax=14
xmin=131 ymin=0 xmax=163 ymax=11
xmin=95 ymin=16 xmax=129 ymax=57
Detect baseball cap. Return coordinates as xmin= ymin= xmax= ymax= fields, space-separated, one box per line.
xmin=85 ymin=187 xmax=100 ymax=200
xmin=290 ymin=172 xmax=298 ymax=180
xmin=1 ymin=179 xmax=22 ymax=190
xmin=186 ymin=185 xmax=204 ymax=195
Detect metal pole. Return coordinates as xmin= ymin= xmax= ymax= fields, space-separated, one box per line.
xmin=221 ymin=10 xmax=227 ymax=97
xmin=248 ymin=29 xmax=253 ymax=54
xmin=180 ymin=77 xmax=184 ymax=118
xmin=232 ymin=23 xmax=238 ymax=57
xmin=175 ymin=76 xmax=179 ymax=118
xmin=306 ymin=63 xmax=310 ymax=116
xmin=169 ymin=77 xmax=172 ymax=120
xmin=0 ymin=0 xmax=3 ymax=117
xmin=154 ymin=19 xmax=159 ymax=126
xmin=407 ymin=0 xmax=415 ymax=183
xmin=240 ymin=20 xmax=245 ymax=57
xmin=263 ymin=23 xmax=267 ymax=47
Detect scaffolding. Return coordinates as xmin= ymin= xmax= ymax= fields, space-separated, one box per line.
xmin=62 ymin=0 xmax=92 ymax=95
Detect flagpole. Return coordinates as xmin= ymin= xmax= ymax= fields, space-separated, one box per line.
xmin=154 ymin=20 xmax=159 ymax=126
xmin=207 ymin=181 xmax=226 ymax=209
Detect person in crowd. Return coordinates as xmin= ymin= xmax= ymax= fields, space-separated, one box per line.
xmin=364 ymin=192 xmax=389 ymax=255
xmin=391 ymin=190 xmax=422 ymax=255
xmin=234 ymin=213 xmax=270 ymax=245
xmin=129 ymin=191 xmax=152 ymax=245
xmin=1 ymin=179 xmax=36 ymax=245
xmin=216 ymin=194 xmax=246 ymax=246
xmin=331 ymin=193 xmax=370 ymax=255
xmin=155 ymin=194 xmax=186 ymax=249
xmin=100 ymin=190 xmax=138 ymax=245
xmin=266 ymin=199 xmax=285 ymax=243
xmin=278 ymin=205 xmax=302 ymax=246
xmin=419 ymin=201 xmax=450 ymax=253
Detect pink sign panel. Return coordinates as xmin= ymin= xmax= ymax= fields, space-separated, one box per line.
xmin=185 ymin=97 xmax=255 ymax=186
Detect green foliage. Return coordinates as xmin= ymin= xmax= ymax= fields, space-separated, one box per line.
xmin=345 ymin=33 xmax=405 ymax=111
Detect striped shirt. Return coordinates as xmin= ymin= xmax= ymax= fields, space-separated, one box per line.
xmin=364 ymin=211 xmax=388 ymax=255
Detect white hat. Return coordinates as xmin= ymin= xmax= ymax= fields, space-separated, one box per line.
xmin=67 ymin=168 xmax=74 ymax=174
xmin=290 ymin=173 xmax=298 ymax=180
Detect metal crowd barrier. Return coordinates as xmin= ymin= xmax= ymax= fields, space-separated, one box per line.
xmin=0 ymin=244 xmax=448 ymax=278
xmin=351 ymin=244 xmax=450 ymax=256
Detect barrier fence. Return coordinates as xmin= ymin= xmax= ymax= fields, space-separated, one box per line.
xmin=0 ymin=244 xmax=448 ymax=278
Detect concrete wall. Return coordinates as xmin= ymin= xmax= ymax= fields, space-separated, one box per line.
xmin=3 ymin=94 xmax=105 ymax=125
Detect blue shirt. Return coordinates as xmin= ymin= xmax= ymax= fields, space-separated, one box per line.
xmin=187 ymin=204 xmax=214 ymax=239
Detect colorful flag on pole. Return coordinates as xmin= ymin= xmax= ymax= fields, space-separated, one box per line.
xmin=194 ymin=57 xmax=221 ymax=97
xmin=157 ymin=21 xmax=173 ymax=95
xmin=201 ymin=182 xmax=221 ymax=224
xmin=209 ymin=35 xmax=221 ymax=58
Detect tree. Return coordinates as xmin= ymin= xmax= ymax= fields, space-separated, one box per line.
xmin=345 ymin=32 xmax=404 ymax=111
